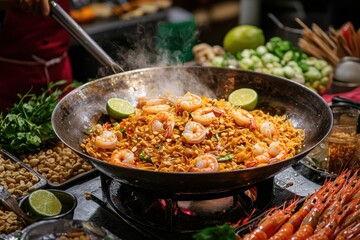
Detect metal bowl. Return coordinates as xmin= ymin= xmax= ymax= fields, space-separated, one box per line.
xmin=19 ymin=189 xmax=77 ymax=221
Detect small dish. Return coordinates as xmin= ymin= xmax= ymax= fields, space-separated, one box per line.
xmin=19 ymin=189 xmax=77 ymax=221
xmin=20 ymin=219 xmax=120 ymax=240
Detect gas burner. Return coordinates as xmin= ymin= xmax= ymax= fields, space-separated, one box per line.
xmin=100 ymin=173 xmax=276 ymax=233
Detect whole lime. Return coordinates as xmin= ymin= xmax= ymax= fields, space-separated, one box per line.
xmin=223 ymin=25 xmax=265 ymax=53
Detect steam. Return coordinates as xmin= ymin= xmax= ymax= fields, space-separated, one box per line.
xmin=95 ymin=21 xmax=216 ymax=101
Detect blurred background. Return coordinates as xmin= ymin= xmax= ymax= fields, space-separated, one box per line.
xmin=68 ymin=0 xmax=360 ymax=82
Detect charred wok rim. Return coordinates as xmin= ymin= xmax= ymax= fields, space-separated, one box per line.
xmin=52 ymin=66 xmax=333 ymax=176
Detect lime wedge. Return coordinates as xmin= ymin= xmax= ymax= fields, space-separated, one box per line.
xmin=228 ymin=88 xmax=258 ymax=110
xmin=29 ymin=189 xmax=62 ymax=217
xmin=106 ymin=98 xmax=135 ymax=120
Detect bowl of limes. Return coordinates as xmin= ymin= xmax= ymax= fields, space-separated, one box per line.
xmin=19 ymin=189 xmax=77 ymax=221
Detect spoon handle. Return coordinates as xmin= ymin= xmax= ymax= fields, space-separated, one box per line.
xmin=0 ymin=186 xmax=34 ymax=224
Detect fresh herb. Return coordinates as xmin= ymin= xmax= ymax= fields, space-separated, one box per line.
xmin=0 ymin=80 xmax=75 ymax=154
xmin=155 ymin=145 xmax=162 ymax=149
xmin=119 ymin=129 xmax=125 ymax=133
xmin=214 ymin=133 xmax=220 ymax=141
xmin=217 ymin=154 xmax=234 ymax=162
xmin=192 ymin=224 xmax=237 ymax=240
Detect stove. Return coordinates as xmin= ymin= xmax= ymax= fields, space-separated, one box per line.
xmin=90 ymin=160 xmax=326 ymax=240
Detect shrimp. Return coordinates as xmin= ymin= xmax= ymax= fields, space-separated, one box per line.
xmin=176 ymin=92 xmax=202 ymax=112
xmin=243 ymin=200 xmax=298 ymax=240
xmin=149 ymin=112 xmax=175 ymax=138
xmin=110 ymin=149 xmax=136 ymax=167
xmin=190 ymin=154 xmax=218 ymax=172
xmin=335 ymin=221 xmax=360 ymax=240
xmin=252 ymin=142 xmax=271 ymax=164
xmin=268 ymin=142 xmax=288 ymax=162
xmin=182 ymin=121 xmax=207 ymax=144
xmin=95 ymin=130 xmax=118 ymax=149
xmin=260 ymin=121 xmax=279 ymax=141
xmin=270 ymin=177 xmax=350 ymax=240
xmin=138 ymin=97 xmax=171 ymax=114
xmin=191 ymin=107 xmax=225 ymax=126
xmin=232 ymin=108 xmax=257 ymax=130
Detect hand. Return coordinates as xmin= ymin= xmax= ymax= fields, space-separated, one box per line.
xmin=18 ymin=0 xmax=50 ymax=16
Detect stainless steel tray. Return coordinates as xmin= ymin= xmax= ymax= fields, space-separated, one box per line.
xmin=46 ymin=168 xmax=98 ymax=189
xmin=0 ymin=149 xmax=47 ymax=201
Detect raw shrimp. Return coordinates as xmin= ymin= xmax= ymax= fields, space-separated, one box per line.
xmin=260 ymin=121 xmax=279 ymax=141
xmin=190 ymin=154 xmax=218 ymax=172
xmin=242 ymin=200 xmax=298 ymax=240
xmin=268 ymin=142 xmax=288 ymax=162
xmin=95 ymin=130 xmax=118 ymax=149
xmin=177 ymin=92 xmax=202 ymax=112
xmin=182 ymin=121 xmax=207 ymax=144
xmin=110 ymin=149 xmax=136 ymax=167
xmin=149 ymin=112 xmax=175 ymax=138
xmin=232 ymin=108 xmax=257 ymax=130
xmin=191 ymin=107 xmax=225 ymax=126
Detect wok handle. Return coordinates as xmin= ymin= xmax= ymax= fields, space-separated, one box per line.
xmin=50 ymin=1 xmax=123 ymax=72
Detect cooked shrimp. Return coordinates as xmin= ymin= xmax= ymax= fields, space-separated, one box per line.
xmin=190 ymin=154 xmax=218 ymax=172
xmin=260 ymin=121 xmax=279 ymax=140
xmin=232 ymin=108 xmax=257 ymax=130
xmin=177 ymin=92 xmax=202 ymax=112
xmin=95 ymin=130 xmax=118 ymax=149
xmin=182 ymin=121 xmax=207 ymax=144
xmin=268 ymin=141 xmax=288 ymax=162
xmin=243 ymin=200 xmax=298 ymax=240
xmin=191 ymin=107 xmax=225 ymax=126
xmin=149 ymin=112 xmax=175 ymax=138
xmin=137 ymin=97 xmax=171 ymax=114
xmin=252 ymin=142 xmax=271 ymax=164
xmin=110 ymin=149 xmax=135 ymax=167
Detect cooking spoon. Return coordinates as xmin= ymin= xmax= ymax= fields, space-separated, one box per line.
xmin=49 ymin=1 xmax=123 ymax=73
xmin=0 ymin=186 xmax=36 ymax=224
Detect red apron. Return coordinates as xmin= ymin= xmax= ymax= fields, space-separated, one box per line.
xmin=0 ymin=0 xmax=72 ymax=113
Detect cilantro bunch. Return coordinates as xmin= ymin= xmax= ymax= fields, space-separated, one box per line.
xmin=0 ymin=80 xmax=73 ymax=154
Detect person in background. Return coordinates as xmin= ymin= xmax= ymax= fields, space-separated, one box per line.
xmin=0 ymin=0 xmax=73 ymax=113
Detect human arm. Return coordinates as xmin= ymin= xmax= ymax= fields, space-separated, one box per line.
xmin=0 ymin=0 xmax=50 ymax=16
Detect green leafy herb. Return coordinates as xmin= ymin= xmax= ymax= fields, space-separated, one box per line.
xmin=214 ymin=133 xmax=220 ymax=141
xmin=192 ymin=224 xmax=237 ymax=240
xmin=0 ymin=80 xmax=76 ymax=154
xmin=217 ymin=154 xmax=234 ymax=162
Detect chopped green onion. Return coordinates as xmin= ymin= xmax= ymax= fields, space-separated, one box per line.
xmin=111 ymin=122 xmax=119 ymax=127
xmin=139 ymin=151 xmax=151 ymax=162
xmin=84 ymin=129 xmax=96 ymax=135
xmin=214 ymin=134 xmax=220 ymax=141
xmin=217 ymin=154 xmax=234 ymax=162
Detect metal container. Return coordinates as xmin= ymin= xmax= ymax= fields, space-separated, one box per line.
xmin=19 ymin=189 xmax=77 ymax=221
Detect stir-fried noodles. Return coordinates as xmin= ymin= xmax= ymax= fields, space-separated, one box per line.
xmin=81 ymin=92 xmax=304 ymax=172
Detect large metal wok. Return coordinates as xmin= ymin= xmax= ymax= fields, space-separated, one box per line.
xmin=49 ymin=3 xmax=333 ymax=195
xmin=52 ymin=66 xmax=333 ymax=195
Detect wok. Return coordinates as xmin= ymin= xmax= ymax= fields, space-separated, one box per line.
xmin=52 ymin=66 xmax=333 ymax=195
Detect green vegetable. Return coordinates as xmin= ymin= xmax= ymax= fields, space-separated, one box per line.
xmin=139 ymin=151 xmax=151 ymax=162
xmin=192 ymin=224 xmax=237 ymax=240
xmin=217 ymin=154 xmax=234 ymax=162
xmin=84 ymin=129 xmax=96 ymax=135
xmin=0 ymin=80 xmax=75 ymax=154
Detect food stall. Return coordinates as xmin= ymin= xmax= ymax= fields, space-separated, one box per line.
xmin=1 ymin=1 xmax=360 ymax=240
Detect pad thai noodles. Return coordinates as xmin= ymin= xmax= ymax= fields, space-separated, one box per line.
xmin=81 ymin=92 xmax=305 ymax=172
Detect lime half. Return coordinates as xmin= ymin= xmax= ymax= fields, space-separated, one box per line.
xmin=228 ymin=88 xmax=258 ymax=110
xmin=106 ymin=98 xmax=135 ymax=120
xmin=29 ymin=189 xmax=62 ymax=217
